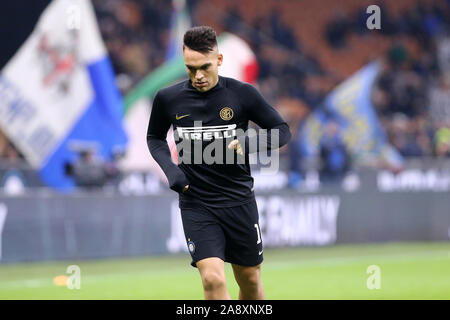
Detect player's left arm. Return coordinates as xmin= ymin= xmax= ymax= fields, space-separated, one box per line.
xmin=228 ymin=83 xmax=291 ymax=155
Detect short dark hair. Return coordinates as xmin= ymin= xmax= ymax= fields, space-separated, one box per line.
xmin=183 ymin=26 xmax=218 ymax=53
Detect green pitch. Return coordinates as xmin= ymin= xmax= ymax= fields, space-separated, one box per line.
xmin=1 ymin=242 xmax=449 ymax=299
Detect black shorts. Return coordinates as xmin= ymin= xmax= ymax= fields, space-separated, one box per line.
xmin=180 ymin=198 xmax=264 ymax=268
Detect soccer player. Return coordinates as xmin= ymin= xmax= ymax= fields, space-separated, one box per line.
xmin=147 ymin=26 xmax=291 ymax=300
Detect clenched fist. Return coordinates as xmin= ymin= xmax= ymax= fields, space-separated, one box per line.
xmin=227 ymin=139 xmax=244 ymax=156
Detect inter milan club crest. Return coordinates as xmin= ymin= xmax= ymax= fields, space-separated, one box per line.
xmin=219 ymin=107 xmax=234 ymax=121
xmin=187 ymin=239 xmax=196 ymax=254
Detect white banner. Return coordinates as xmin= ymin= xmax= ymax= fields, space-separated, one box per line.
xmin=0 ymin=203 xmax=8 ymax=261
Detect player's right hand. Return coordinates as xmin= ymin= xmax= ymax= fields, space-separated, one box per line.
xmin=167 ymin=170 xmax=190 ymax=193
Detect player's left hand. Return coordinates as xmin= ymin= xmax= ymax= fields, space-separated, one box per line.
xmin=228 ymin=139 xmax=243 ymax=155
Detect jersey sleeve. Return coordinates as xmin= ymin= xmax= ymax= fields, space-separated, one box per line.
xmin=147 ymin=91 xmax=189 ymax=193
xmin=147 ymin=91 xmax=171 ymax=139
xmin=240 ymin=83 xmax=287 ymax=129
xmin=237 ymin=83 xmax=291 ymax=154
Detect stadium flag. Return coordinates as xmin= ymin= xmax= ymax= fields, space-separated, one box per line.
xmin=0 ymin=0 xmax=127 ymax=190
xmin=166 ymin=0 xmax=191 ymax=61
xmin=218 ymin=33 xmax=259 ymax=84
xmin=300 ymin=62 xmax=403 ymax=167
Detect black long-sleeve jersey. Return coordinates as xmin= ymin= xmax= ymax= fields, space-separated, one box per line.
xmin=147 ymin=76 xmax=291 ymax=208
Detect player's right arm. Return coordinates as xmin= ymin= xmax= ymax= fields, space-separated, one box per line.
xmin=147 ymin=91 xmax=189 ymax=193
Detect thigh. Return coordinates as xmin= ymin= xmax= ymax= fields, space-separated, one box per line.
xmin=197 ymin=257 xmax=227 ymax=279
xmin=181 ymin=205 xmax=226 ymax=268
xmin=217 ymin=199 xmax=264 ymax=267
xmin=231 ymin=263 xmax=262 ymax=284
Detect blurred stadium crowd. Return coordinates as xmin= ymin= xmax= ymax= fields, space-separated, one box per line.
xmin=1 ymin=0 xmax=450 ymax=184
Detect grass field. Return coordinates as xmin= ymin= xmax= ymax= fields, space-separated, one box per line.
xmin=1 ymin=242 xmax=449 ymax=299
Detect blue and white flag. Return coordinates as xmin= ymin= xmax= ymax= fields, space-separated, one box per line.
xmin=0 ymin=0 xmax=127 ymax=190
xmin=300 ymin=62 xmax=403 ymax=167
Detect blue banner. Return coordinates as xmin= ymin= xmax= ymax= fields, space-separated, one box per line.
xmin=300 ymin=62 xmax=403 ymax=166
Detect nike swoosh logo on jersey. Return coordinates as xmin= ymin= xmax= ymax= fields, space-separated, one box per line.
xmin=176 ymin=114 xmax=190 ymax=120
xmin=258 ymin=250 xmax=263 ymax=255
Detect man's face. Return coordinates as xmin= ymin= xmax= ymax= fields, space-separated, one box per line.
xmin=183 ymin=46 xmax=222 ymax=92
